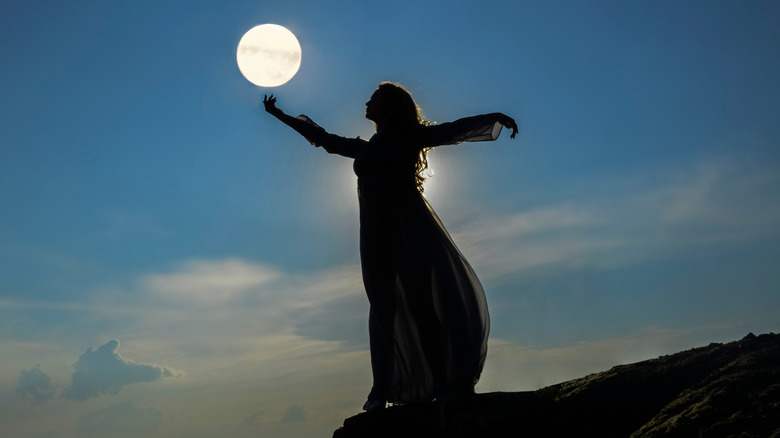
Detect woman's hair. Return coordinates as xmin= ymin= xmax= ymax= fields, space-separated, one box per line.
xmin=374 ymin=82 xmax=432 ymax=193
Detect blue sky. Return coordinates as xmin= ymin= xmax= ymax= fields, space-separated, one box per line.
xmin=2 ymin=1 xmax=779 ymax=437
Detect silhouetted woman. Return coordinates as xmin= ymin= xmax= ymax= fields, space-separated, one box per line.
xmin=264 ymin=82 xmax=518 ymax=411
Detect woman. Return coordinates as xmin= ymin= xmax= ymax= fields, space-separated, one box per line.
xmin=264 ymin=82 xmax=518 ymax=411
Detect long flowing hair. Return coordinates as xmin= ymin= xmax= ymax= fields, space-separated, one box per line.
xmin=374 ymin=82 xmax=432 ymax=193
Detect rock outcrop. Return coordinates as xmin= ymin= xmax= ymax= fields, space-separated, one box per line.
xmin=333 ymin=333 xmax=780 ymax=437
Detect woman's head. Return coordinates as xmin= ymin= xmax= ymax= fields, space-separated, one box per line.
xmin=365 ymin=82 xmax=424 ymax=129
xmin=366 ymin=82 xmax=432 ymax=193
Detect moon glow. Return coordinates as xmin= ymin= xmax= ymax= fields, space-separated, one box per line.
xmin=237 ymin=24 xmax=301 ymax=87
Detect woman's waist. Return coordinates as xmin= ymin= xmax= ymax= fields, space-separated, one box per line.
xmin=357 ymin=167 xmax=416 ymax=183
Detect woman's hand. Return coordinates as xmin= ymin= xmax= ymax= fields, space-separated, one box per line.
xmin=499 ymin=114 xmax=519 ymax=139
xmin=263 ymin=94 xmax=283 ymax=116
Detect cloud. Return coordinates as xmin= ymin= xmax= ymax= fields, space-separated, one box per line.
xmin=75 ymin=401 xmax=163 ymax=438
xmin=132 ymin=259 xmax=367 ymax=347
xmin=291 ymin=294 xmax=368 ymax=346
xmin=639 ymin=159 xmax=780 ymax=237
xmin=64 ymin=339 xmax=182 ymax=400
xmin=284 ymin=264 xmax=364 ymax=310
xmin=453 ymin=157 xmax=780 ymax=282
xmin=142 ymin=258 xmax=280 ymax=303
xmin=453 ymin=205 xmax=624 ymax=280
xmin=280 ymin=404 xmax=308 ymax=423
xmin=16 ymin=365 xmax=56 ymax=405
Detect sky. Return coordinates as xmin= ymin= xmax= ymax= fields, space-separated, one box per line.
xmin=1 ymin=0 xmax=779 ymax=437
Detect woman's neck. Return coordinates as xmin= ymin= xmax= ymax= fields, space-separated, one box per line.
xmin=374 ymin=119 xmax=416 ymax=137
xmin=373 ymin=118 xmax=390 ymax=135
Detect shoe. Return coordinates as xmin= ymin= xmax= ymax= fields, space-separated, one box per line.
xmin=362 ymin=399 xmax=387 ymax=412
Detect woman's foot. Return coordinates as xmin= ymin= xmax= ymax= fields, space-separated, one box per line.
xmin=363 ymin=385 xmax=388 ymax=412
xmin=362 ymin=399 xmax=387 ymax=412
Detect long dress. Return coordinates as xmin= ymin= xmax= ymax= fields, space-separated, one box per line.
xmin=299 ymin=113 xmax=505 ymax=403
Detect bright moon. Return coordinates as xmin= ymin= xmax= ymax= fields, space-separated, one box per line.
xmin=237 ymin=24 xmax=301 ymax=87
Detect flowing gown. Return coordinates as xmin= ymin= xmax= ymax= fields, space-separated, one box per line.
xmin=299 ymin=113 xmax=505 ymax=403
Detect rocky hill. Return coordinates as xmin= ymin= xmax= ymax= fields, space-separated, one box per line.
xmin=333 ymin=333 xmax=779 ymax=437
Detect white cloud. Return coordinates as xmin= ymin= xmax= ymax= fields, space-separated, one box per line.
xmin=75 ymin=401 xmax=163 ymax=438
xmin=64 ymin=339 xmax=182 ymax=400
xmin=15 ymin=365 xmax=55 ymax=405
xmin=142 ymin=258 xmax=280 ymax=303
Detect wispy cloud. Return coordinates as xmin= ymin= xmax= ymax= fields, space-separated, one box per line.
xmin=453 ymin=204 xmax=623 ymax=280
xmin=142 ymin=259 xmax=281 ymax=303
xmin=64 ymin=339 xmax=182 ymax=400
xmin=130 ymin=259 xmax=366 ymax=349
xmin=454 ymin=157 xmax=780 ymax=281
xmin=75 ymin=401 xmax=163 ymax=438
xmin=638 ymin=159 xmax=780 ymax=238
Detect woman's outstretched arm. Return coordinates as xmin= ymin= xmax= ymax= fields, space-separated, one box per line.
xmin=263 ymin=95 xmax=360 ymax=158
xmin=421 ymin=113 xmax=518 ymax=147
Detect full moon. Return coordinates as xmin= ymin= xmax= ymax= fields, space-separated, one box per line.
xmin=236 ymin=24 xmax=301 ymax=87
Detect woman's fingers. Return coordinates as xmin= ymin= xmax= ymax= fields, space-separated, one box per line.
xmin=500 ymin=115 xmax=518 ymax=139
xmin=263 ymin=94 xmax=280 ymax=114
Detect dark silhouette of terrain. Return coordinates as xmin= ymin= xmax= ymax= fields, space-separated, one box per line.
xmin=333 ymin=333 xmax=779 ymax=437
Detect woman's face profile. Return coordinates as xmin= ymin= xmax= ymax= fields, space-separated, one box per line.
xmin=365 ymin=90 xmax=387 ymax=122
